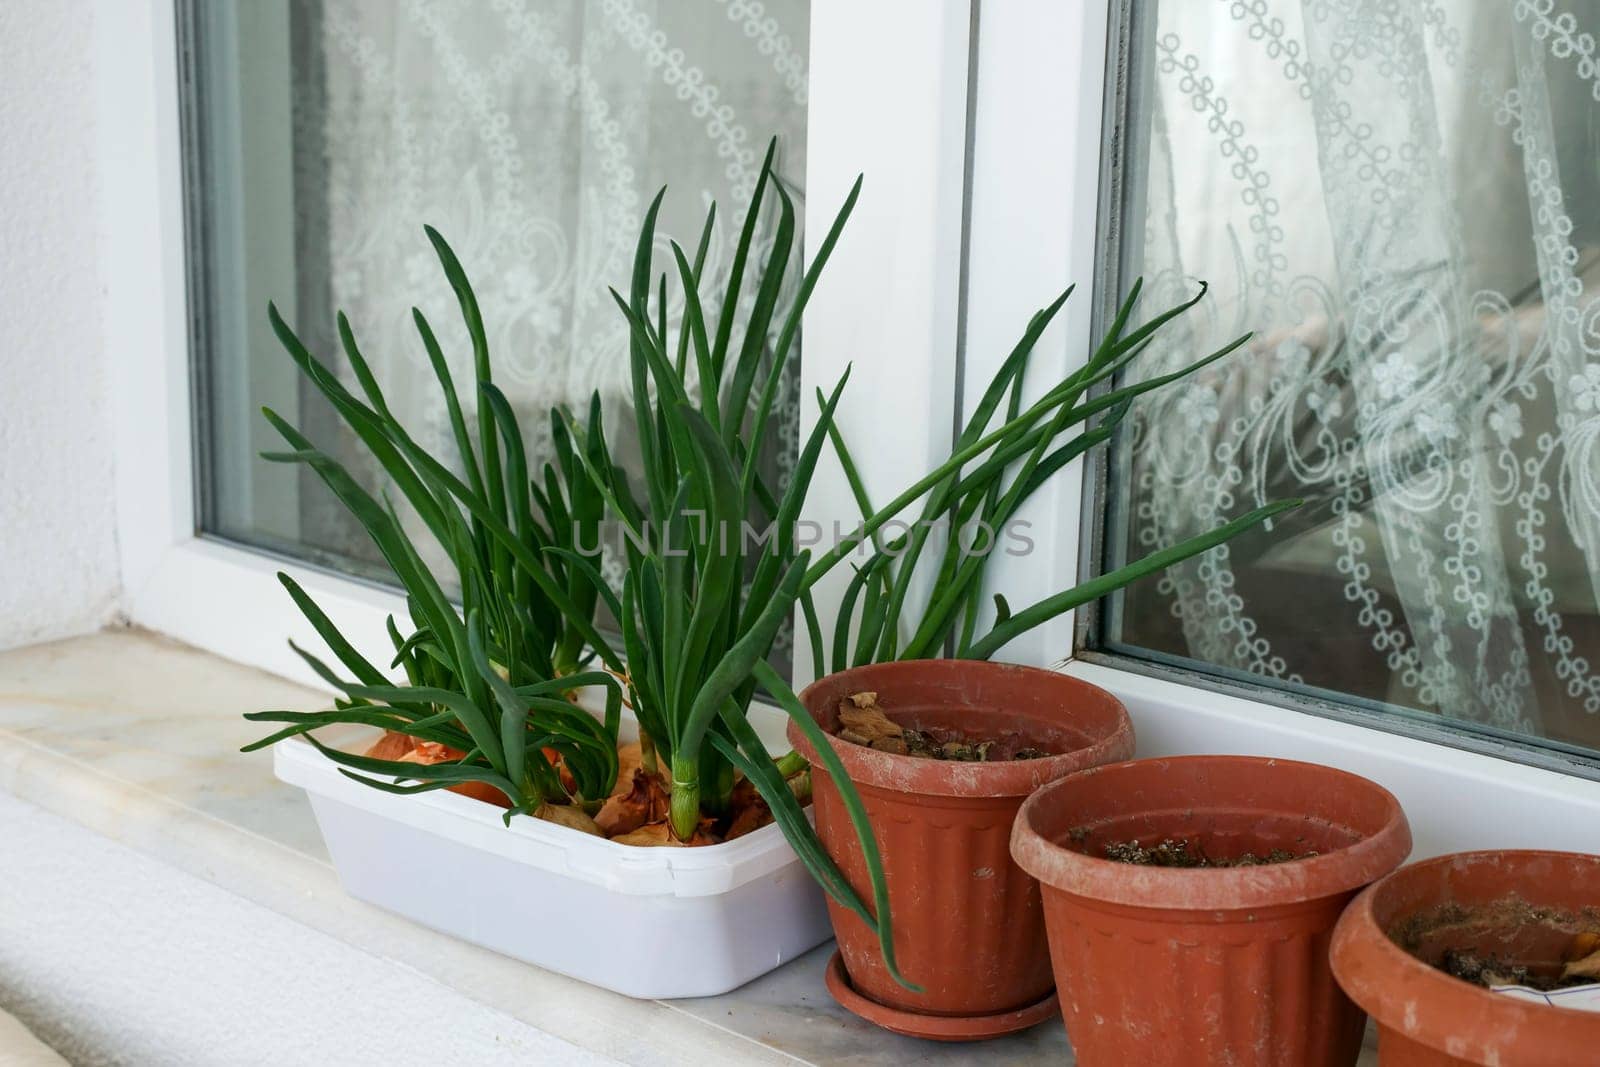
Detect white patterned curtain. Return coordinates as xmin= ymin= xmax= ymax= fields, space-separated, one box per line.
xmin=284 ymin=0 xmax=809 ymax=623
xmin=1116 ymin=0 xmax=1600 ymax=750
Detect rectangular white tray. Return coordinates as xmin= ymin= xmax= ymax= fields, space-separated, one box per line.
xmin=274 ymin=706 xmax=830 ymax=999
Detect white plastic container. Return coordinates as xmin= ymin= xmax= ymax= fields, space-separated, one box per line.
xmin=274 ymin=707 xmax=831 ymax=999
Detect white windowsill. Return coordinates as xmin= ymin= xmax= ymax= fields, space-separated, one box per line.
xmin=0 ymin=628 xmax=1089 ymax=1064
xmin=0 ymin=628 xmax=1382 ymax=1064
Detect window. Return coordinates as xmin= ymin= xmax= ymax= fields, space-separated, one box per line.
xmin=102 ymin=0 xmax=1600 ymax=855
xmin=1089 ymin=1 xmax=1600 ymax=771
xmin=181 ymin=0 xmax=811 ymax=670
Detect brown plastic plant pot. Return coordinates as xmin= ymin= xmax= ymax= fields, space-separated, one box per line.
xmin=1010 ymin=755 xmax=1412 ymax=1067
xmin=1330 ymin=850 xmax=1600 ymax=1066
xmin=788 ymin=659 xmax=1134 ymax=1041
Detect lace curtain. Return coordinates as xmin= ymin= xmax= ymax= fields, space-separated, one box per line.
xmin=1114 ymin=0 xmax=1600 ymax=753
xmin=283 ymin=0 xmax=809 ymax=629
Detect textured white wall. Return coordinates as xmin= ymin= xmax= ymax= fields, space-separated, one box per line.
xmin=0 ymin=0 xmax=120 ymax=649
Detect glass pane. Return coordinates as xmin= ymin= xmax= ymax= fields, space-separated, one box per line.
xmin=1101 ymin=1 xmax=1600 ymax=760
xmin=184 ymin=0 xmax=810 ymax=663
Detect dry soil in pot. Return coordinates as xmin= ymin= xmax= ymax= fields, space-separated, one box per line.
xmin=1331 ymin=849 xmax=1600 ymax=1066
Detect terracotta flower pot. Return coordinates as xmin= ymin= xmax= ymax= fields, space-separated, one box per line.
xmin=1010 ymin=755 xmax=1411 ymax=1066
xmin=1330 ymin=850 xmax=1600 ymax=1066
xmin=789 ymin=659 xmax=1134 ymax=1041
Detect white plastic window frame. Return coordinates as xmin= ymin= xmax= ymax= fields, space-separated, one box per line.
xmin=104 ymin=0 xmax=1600 ymax=858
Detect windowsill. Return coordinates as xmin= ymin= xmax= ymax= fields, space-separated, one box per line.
xmin=0 ymin=628 xmax=1379 ymax=1063
xmin=0 ymin=629 xmax=1079 ymax=1063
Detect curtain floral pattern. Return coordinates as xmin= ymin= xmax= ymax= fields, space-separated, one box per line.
xmin=282 ymin=0 xmax=809 ymax=655
xmin=1114 ymin=0 xmax=1600 ymax=753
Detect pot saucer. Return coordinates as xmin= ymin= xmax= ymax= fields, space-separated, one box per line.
xmin=822 ymin=951 xmax=1059 ymax=1043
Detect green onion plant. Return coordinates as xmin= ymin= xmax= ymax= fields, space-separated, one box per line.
xmin=547 ymin=141 xmax=921 ymax=984
xmin=817 ymin=278 xmax=1302 ymax=672
xmin=241 ymin=229 xmax=624 ymax=824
